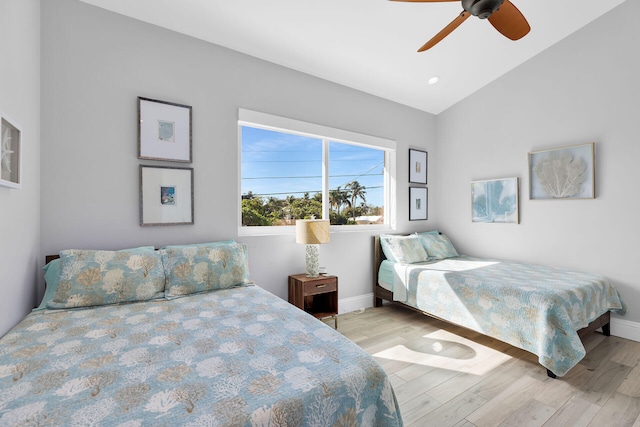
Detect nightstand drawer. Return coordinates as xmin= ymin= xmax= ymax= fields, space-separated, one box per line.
xmin=303 ymin=279 xmax=337 ymax=296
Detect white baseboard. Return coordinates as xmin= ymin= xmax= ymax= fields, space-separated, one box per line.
xmin=339 ymin=294 xmax=640 ymax=345
xmin=339 ymin=293 xmax=374 ymax=315
xmin=611 ymin=318 xmax=640 ymax=342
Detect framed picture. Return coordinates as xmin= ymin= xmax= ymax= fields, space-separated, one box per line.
xmin=0 ymin=114 xmax=21 ymax=189
xmin=528 ymin=142 xmax=595 ymax=200
xmin=471 ymin=177 xmax=519 ymax=223
xmin=138 ymin=97 xmax=192 ymax=162
xmin=140 ymin=165 xmax=194 ymax=226
xmin=409 ymin=187 xmax=428 ymax=221
xmin=409 ymin=149 xmax=427 ymax=184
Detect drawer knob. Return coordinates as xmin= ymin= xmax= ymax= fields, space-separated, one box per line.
xmin=316 ymin=284 xmax=326 ymax=288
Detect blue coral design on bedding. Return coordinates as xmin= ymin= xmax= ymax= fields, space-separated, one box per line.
xmin=380 ymin=256 xmax=623 ymax=376
xmin=47 ymin=248 xmax=165 ymax=309
xmin=161 ymin=243 xmax=252 ymax=297
xmin=0 ymin=285 xmax=402 ymax=426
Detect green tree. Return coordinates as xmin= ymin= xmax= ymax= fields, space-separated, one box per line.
xmin=289 ymin=197 xmax=322 ymax=220
xmin=345 ymin=181 xmax=366 ymax=220
xmin=242 ymin=197 xmax=272 ymax=226
xmin=242 ymin=187 xmax=380 ymax=227
xmin=329 ymin=186 xmax=350 ymax=215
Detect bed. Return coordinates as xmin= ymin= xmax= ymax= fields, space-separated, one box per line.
xmin=0 ymin=242 xmax=403 ymax=426
xmin=373 ymin=232 xmax=624 ymax=378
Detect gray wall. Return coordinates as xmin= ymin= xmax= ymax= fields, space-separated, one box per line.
xmin=9 ymin=0 xmax=637 ymax=339
xmin=437 ymin=1 xmax=640 ymax=330
xmin=0 ymin=0 xmax=40 ymax=336
xmin=40 ymin=0 xmax=437 ymax=310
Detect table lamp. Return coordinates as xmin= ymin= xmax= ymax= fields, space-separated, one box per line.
xmin=296 ymin=219 xmax=330 ymax=277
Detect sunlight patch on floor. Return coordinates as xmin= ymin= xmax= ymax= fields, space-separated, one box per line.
xmin=373 ymin=328 xmax=512 ymax=376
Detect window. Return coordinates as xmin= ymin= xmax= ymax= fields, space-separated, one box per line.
xmin=239 ymin=109 xmax=396 ymax=233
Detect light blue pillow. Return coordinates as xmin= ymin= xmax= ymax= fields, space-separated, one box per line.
xmin=415 ymin=230 xmax=439 ymax=238
xmin=161 ymin=240 xmax=236 ymax=250
xmin=379 ymin=234 xmax=398 ymax=262
xmin=161 ymin=243 xmax=252 ymax=298
xmin=33 ymin=259 xmax=62 ymax=312
xmin=379 ymin=234 xmax=429 ymax=264
xmin=47 ymin=247 xmax=164 ymax=309
xmin=418 ymin=233 xmax=459 ymax=259
xmin=35 ymin=246 xmax=156 ymax=311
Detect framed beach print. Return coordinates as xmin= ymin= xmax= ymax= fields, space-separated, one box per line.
xmin=0 ymin=114 xmax=21 ymax=189
xmin=409 ymin=149 xmax=427 ymax=184
xmin=528 ymin=142 xmax=595 ymax=200
xmin=140 ymin=165 xmax=194 ymax=226
xmin=138 ymin=97 xmax=192 ymax=162
xmin=471 ymin=177 xmax=519 ymax=223
xmin=409 ymin=187 xmax=428 ymax=221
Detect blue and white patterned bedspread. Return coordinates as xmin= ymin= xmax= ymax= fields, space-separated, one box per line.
xmin=0 ymin=285 xmax=402 ymax=426
xmin=381 ymin=256 xmax=624 ymax=376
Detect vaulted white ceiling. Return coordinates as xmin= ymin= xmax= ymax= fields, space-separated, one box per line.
xmin=79 ymin=0 xmax=628 ymax=114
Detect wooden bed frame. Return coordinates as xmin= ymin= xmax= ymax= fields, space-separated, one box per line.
xmin=45 ymin=254 xmax=59 ymax=264
xmin=372 ymin=235 xmax=611 ymax=378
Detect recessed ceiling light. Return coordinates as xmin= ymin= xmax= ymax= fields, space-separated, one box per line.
xmin=428 ymin=76 xmax=439 ymax=85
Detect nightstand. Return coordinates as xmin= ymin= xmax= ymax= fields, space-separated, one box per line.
xmin=288 ymin=274 xmax=338 ymax=329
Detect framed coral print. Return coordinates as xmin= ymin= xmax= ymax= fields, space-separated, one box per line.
xmin=409 ymin=149 xmax=427 ymax=184
xmin=140 ymin=165 xmax=194 ymax=226
xmin=528 ymin=142 xmax=594 ymax=200
xmin=0 ymin=113 xmax=21 ymax=189
xmin=138 ymin=97 xmax=192 ymax=163
xmin=409 ymin=187 xmax=428 ymax=221
xmin=471 ymin=177 xmax=519 ymax=223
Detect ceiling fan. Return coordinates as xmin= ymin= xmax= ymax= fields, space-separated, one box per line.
xmin=392 ymin=0 xmax=530 ymax=52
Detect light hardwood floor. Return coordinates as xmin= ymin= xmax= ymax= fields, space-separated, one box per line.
xmin=335 ymin=304 xmax=640 ymax=427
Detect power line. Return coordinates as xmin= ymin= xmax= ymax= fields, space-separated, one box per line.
xmin=337 ymin=161 xmax=384 ymax=189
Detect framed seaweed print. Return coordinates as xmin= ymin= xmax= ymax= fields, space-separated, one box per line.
xmin=471 ymin=177 xmax=519 ymax=223
xmin=409 ymin=187 xmax=428 ymax=221
xmin=409 ymin=149 xmax=427 ymax=184
xmin=0 ymin=113 xmax=21 ymax=189
xmin=528 ymin=142 xmax=594 ymax=200
xmin=138 ymin=97 xmax=192 ymax=163
xmin=140 ymin=165 xmax=194 ymax=226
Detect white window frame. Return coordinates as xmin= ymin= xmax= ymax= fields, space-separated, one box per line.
xmin=238 ymin=108 xmax=396 ymax=236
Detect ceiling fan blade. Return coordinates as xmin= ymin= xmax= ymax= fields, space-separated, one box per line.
xmin=418 ymin=11 xmax=470 ymax=52
xmin=488 ymin=0 xmax=530 ymax=40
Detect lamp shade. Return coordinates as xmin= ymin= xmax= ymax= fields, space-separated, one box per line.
xmin=296 ymin=219 xmax=330 ymax=245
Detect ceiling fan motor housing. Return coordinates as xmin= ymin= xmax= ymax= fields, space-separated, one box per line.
xmin=462 ymin=0 xmax=505 ymax=19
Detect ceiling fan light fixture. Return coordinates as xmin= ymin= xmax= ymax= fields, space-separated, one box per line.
xmin=462 ymin=0 xmax=504 ymax=18
xmin=477 ymin=9 xmax=493 ymax=19
xmin=428 ymin=76 xmax=439 ymax=85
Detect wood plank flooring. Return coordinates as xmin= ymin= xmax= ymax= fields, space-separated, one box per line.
xmin=334 ymin=304 xmax=640 ymax=427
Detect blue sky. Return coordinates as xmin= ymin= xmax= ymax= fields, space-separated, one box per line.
xmin=241 ymin=126 xmax=384 ymax=207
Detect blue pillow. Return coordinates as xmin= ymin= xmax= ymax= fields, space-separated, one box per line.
xmin=415 ymin=230 xmax=439 ymax=238
xmin=33 ymin=259 xmax=62 ymax=312
xmin=418 ymin=233 xmax=459 ymax=259
xmin=161 ymin=240 xmax=236 ymax=250
xmin=161 ymin=243 xmax=252 ymax=298
xmin=37 ymin=246 xmax=156 ymax=311
xmin=47 ymin=247 xmax=164 ymax=309
xmin=379 ymin=234 xmax=429 ymax=264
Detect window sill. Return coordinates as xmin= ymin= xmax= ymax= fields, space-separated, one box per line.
xmin=237 ymin=223 xmax=392 ymax=237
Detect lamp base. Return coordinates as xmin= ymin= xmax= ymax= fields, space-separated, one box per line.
xmin=305 ymin=244 xmax=320 ymax=277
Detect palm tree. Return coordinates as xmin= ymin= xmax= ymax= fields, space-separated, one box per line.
xmin=329 ymin=186 xmax=349 ymax=215
xmin=346 ymin=181 xmax=366 ymax=220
